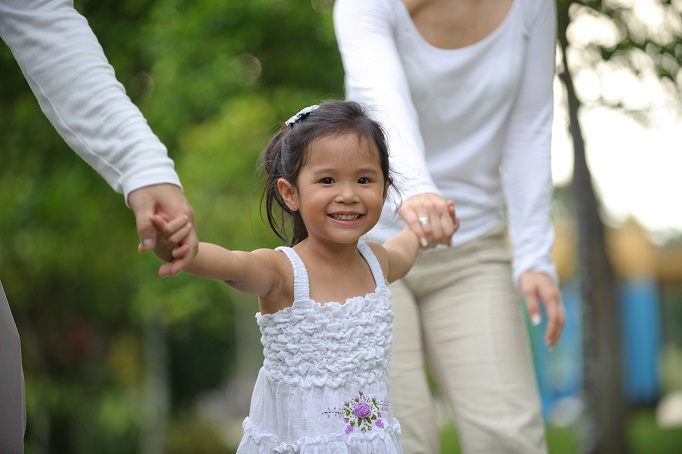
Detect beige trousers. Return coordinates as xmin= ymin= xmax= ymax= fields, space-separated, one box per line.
xmin=389 ymin=226 xmax=547 ymax=454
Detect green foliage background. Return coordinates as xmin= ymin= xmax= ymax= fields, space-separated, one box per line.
xmin=1 ymin=0 xmax=342 ymax=451
xmin=2 ymin=0 xmax=681 ymax=452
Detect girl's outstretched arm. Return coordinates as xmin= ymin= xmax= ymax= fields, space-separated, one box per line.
xmin=151 ymin=215 xmax=281 ymax=297
xmin=382 ymin=227 xmax=421 ymax=283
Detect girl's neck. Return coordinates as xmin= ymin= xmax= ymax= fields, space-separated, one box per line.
xmin=294 ymin=238 xmax=376 ymax=305
xmin=294 ymin=237 xmax=360 ymax=265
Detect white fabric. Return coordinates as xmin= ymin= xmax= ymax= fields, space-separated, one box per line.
xmin=334 ymin=0 xmax=558 ymax=285
xmin=237 ymin=241 xmax=402 ymax=453
xmin=0 ymin=0 xmax=181 ymax=203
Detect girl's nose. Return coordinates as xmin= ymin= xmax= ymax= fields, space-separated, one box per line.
xmin=336 ymin=184 xmax=359 ymax=203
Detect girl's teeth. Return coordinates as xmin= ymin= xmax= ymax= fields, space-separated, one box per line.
xmin=333 ymin=214 xmax=359 ymax=221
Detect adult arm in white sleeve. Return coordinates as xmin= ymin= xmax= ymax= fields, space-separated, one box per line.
xmin=503 ymin=0 xmax=565 ymax=348
xmin=333 ymin=0 xmax=438 ymax=199
xmin=0 ymin=0 xmax=197 ymax=270
xmin=0 ymin=0 xmax=181 ymax=203
xmin=501 ymin=0 xmax=558 ymax=286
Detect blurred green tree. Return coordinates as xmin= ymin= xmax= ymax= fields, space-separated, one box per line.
xmin=1 ymin=0 xmax=342 ymax=452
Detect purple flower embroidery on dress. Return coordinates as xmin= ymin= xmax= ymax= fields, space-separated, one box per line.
xmin=323 ymin=389 xmax=389 ymax=433
xmin=353 ymin=402 xmax=372 ymax=419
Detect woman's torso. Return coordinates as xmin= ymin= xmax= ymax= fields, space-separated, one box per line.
xmin=394 ymin=0 xmax=528 ymax=236
xmin=338 ymin=0 xmax=547 ymax=245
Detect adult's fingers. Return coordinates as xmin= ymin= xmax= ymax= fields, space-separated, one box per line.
xmin=399 ymin=193 xmax=452 ymax=247
xmin=520 ymin=272 xmax=565 ymax=349
xmin=523 ymin=291 xmax=542 ymax=328
xmin=542 ymin=288 xmax=565 ymax=349
xmin=401 ymin=204 xmax=429 ymax=247
xmin=131 ymin=195 xmax=158 ymax=252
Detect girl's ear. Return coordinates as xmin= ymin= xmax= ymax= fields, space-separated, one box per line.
xmin=383 ymin=177 xmax=393 ymax=199
xmin=277 ymin=178 xmax=299 ymax=212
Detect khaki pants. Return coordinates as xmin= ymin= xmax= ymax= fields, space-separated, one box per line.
xmin=0 ymin=280 xmax=25 ymax=454
xmin=389 ymin=226 xmax=547 ymax=453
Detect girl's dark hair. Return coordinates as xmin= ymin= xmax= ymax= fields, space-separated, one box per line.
xmin=261 ymin=100 xmax=391 ymax=246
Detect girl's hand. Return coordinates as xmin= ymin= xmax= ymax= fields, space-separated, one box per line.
xmin=399 ymin=193 xmax=459 ymax=248
xmin=519 ymin=271 xmax=565 ymax=349
xmin=131 ymin=184 xmax=199 ymax=274
xmin=150 ymin=214 xmax=194 ymax=277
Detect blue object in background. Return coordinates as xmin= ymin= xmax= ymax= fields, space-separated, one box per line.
xmin=529 ymin=279 xmax=582 ymax=423
xmin=529 ymin=277 xmax=663 ymax=426
xmin=619 ymin=278 xmax=662 ymax=404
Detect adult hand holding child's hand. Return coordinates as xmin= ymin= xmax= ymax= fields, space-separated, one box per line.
xmin=129 ymin=184 xmax=198 ymax=275
xmin=400 ymin=193 xmax=459 ymax=249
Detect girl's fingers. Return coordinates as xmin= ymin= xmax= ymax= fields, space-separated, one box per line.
xmin=447 ymin=200 xmax=460 ymax=237
xmin=166 ymin=223 xmax=192 ymax=244
xmin=435 ymin=207 xmax=457 ymax=246
xmin=149 ymin=214 xmax=167 ymax=229
xmin=171 ymin=243 xmax=190 ymax=259
xmin=158 ymin=261 xmax=174 ymax=278
xmin=163 ymin=215 xmax=189 ymax=234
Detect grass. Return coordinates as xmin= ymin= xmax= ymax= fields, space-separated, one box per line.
xmin=439 ymin=408 xmax=682 ymax=453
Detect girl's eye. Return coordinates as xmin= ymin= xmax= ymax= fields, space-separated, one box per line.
xmin=358 ymin=177 xmax=371 ymax=184
xmin=320 ymin=178 xmax=334 ymax=184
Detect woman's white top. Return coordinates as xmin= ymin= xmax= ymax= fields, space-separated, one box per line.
xmin=334 ymin=0 xmax=558 ymax=284
xmin=0 ymin=0 xmax=181 ymax=203
xmin=237 ymin=241 xmax=402 ymax=453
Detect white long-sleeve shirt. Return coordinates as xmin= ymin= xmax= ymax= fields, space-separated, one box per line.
xmin=334 ymin=0 xmax=558 ymax=284
xmin=0 ymin=0 xmax=181 ymax=203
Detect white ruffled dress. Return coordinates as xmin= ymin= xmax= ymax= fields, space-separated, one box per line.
xmin=237 ymin=241 xmax=403 ymax=453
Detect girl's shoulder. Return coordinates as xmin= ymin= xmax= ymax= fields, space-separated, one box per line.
xmin=252 ymin=247 xmax=295 ymax=279
xmin=254 ymin=247 xmax=295 ymax=313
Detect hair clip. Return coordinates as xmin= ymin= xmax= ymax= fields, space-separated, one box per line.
xmin=285 ymin=105 xmax=319 ymax=127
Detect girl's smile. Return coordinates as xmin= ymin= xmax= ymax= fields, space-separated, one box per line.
xmin=328 ymin=212 xmax=364 ymax=222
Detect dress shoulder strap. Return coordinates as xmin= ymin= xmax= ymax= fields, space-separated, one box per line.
xmin=275 ymin=246 xmax=310 ymax=302
xmin=357 ymin=241 xmax=387 ymax=287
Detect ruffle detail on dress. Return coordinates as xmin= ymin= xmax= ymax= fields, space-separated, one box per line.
xmin=239 ymin=417 xmax=403 ymax=453
xmin=256 ymin=290 xmax=394 ymax=389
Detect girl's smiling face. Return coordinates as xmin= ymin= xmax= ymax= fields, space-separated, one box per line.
xmin=278 ymin=132 xmax=389 ymax=246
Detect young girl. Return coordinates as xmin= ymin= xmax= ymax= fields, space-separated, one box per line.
xmin=153 ymin=100 xmax=451 ymax=453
